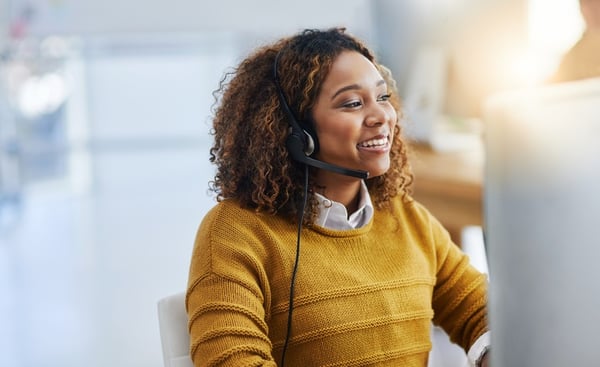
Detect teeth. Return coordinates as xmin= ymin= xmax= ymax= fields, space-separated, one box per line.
xmin=359 ymin=137 xmax=388 ymax=147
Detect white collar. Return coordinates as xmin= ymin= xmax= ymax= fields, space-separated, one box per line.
xmin=314 ymin=180 xmax=374 ymax=230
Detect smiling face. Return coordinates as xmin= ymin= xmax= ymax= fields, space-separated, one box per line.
xmin=310 ymin=50 xmax=397 ymax=183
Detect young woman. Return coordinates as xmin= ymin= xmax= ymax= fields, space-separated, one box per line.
xmin=186 ymin=28 xmax=489 ymax=367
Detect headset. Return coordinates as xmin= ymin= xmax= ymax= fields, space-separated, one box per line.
xmin=273 ymin=47 xmax=369 ymax=367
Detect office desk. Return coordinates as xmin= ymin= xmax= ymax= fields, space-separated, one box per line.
xmin=409 ymin=143 xmax=484 ymax=245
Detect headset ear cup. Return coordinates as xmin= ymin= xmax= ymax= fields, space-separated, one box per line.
xmin=286 ymin=129 xmax=308 ymax=161
xmin=286 ymin=128 xmax=316 ymax=159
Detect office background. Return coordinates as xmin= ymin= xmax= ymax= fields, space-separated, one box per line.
xmin=0 ymin=1 xmax=585 ymax=366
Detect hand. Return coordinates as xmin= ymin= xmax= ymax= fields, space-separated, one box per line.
xmin=479 ymin=351 xmax=490 ymax=367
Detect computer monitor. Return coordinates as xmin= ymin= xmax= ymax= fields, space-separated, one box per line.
xmin=483 ymin=77 xmax=600 ymax=367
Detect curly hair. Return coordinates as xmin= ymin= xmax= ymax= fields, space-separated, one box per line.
xmin=208 ymin=28 xmax=413 ymax=224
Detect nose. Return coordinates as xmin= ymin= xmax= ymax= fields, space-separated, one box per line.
xmin=364 ymin=102 xmax=393 ymax=127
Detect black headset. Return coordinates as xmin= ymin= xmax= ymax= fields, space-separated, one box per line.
xmin=272 ymin=50 xmax=369 ymax=180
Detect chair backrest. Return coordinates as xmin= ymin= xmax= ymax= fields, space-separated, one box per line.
xmin=157 ymin=292 xmax=194 ymax=367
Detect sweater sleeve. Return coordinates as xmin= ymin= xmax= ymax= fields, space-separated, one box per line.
xmin=185 ymin=206 xmax=278 ymax=367
xmin=426 ymin=209 xmax=489 ymax=352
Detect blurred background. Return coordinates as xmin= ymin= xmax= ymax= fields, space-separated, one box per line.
xmin=0 ymin=0 xmax=589 ymax=366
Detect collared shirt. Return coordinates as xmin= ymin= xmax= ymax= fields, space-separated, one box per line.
xmin=314 ymin=180 xmax=374 ymax=229
xmin=313 ymin=182 xmax=490 ymax=366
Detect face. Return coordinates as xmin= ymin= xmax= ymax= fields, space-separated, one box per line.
xmin=311 ymin=50 xmax=397 ymax=180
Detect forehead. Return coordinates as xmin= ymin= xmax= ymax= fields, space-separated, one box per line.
xmin=321 ymin=51 xmax=384 ymax=90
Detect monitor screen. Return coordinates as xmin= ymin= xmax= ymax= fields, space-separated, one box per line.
xmin=483 ymin=77 xmax=600 ymax=367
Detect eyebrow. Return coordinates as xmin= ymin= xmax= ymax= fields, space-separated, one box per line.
xmin=331 ymin=79 xmax=387 ymax=100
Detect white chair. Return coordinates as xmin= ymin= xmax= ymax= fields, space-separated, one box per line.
xmin=157 ymin=292 xmax=194 ymax=367
xmin=460 ymin=225 xmax=489 ymax=277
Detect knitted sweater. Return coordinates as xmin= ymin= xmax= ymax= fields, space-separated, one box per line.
xmin=186 ymin=196 xmax=488 ymax=367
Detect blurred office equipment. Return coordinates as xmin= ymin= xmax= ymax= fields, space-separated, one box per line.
xmin=0 ymin=53 xmax=21 ymax=228
xmin=484 ymin=77 xmax=600 ymax=366
xmin=0 ymin=33 xmax=237 ymax=367
xmin=402 ymin=45 xmax=448 ymax=142
xmin=410 ymin=143 xmax=484 ymax=245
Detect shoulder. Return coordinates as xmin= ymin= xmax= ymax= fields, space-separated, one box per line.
xmin=194 ymin=200 xmax=297 ymax=261
xmin=198 ymin=200 xmax=282 ymax=241
xmin=190 ymin=201 xmax=284 ymax=282
xmin=388 ymin=195 xmax=440 ymax=225
xmin=380 ymin=195 xmax=451 ymax=243
xmin=200 ymin=199 xmax=251 ymax=223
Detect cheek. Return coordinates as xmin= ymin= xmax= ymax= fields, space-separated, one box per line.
xmin=387 ymin=106 xmax=398 ymax=125
xmin=383 ymin=112 xmax=398 ymax=138
xmin=317 ymin=117 xmax=357 ymax=142
xmin=319 ymin=127 xmax=356 ymax=153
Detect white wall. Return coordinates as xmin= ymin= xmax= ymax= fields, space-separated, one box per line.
xmin=7 ymin=0 xmax=374 ymax=40
xmin=0 ymin=0 xmax=8 ymax=48
xmin=82 ymin=34 xmax=236 ymax=144
xmin=5 ymin=0 xmax=378 ymax=145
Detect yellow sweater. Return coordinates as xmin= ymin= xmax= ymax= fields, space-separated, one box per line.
xmin=186 ymin=196 xmax=488 ymax=366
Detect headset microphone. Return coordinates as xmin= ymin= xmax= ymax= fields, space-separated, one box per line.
xmin=274 ymin=50 xmax=369 ymax=180
xmin=285 ymin=132 xmax=369 ymax=179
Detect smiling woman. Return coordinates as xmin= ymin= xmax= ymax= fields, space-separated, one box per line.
xmin=185 ymin=28 xmax=490 ymax=367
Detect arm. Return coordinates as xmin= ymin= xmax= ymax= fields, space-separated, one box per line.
xmin=480 ymin=351 xmax=490 ymax=367
xmin=428 ymin=215 xmax=489 ymax=352
xmin=185 ymin=207 xmax=278 ymax=367
xmin=186 ymin=274 xmax=277 ymax=367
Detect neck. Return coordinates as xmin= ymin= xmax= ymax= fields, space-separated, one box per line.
xmin=586 ymin=27 xmax=600 ymax=35
xmin=315 ymin=173 xmax=362 ymax=214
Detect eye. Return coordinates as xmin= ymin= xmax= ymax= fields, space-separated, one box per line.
xmin=342 ymin=100 xmax=362 ymax=108
xmin=378 ymin=93 xmax=391 ymax=102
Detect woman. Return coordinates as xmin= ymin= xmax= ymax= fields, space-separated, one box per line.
xmin=186 ymin=28 xmax=489 ymax=367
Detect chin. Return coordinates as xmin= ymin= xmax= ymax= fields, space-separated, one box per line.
xmin=366 ymin=166 xmax=390 ymax=178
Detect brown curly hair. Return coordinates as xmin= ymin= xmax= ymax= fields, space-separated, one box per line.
xmin=208 ymin=28 xmax=413 ymax=224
